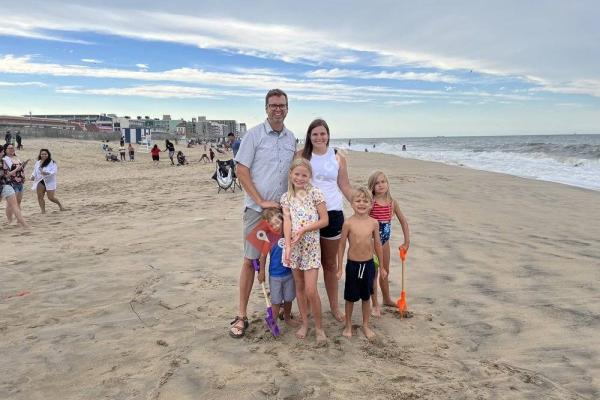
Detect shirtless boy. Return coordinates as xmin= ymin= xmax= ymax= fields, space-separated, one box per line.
xmin=337 ymin=187 xmax=385 ymax=339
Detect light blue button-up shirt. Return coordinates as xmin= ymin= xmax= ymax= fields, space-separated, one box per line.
xmin=234 ymin=120 xmax=296 ymax=212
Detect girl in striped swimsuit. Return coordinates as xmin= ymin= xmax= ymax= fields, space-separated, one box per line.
xmin=368 ymin=171 xmax=410 ymax=317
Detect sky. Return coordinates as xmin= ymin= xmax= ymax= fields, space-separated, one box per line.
xmin=1 ymin=0 xmax=599 ymax=138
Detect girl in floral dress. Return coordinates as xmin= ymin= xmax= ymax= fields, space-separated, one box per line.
xmin=281 ymin=158 xmax=329 ymax=344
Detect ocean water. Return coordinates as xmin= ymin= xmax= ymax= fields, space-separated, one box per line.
xmin=329 ymin=134 xmax=600 ymax=191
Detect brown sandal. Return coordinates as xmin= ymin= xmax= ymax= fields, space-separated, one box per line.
xmin=229 ymin=316 xmax=249 ymax=338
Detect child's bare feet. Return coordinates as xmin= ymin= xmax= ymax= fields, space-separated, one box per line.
xmin=296 ymin=325 xmax=308 ymax=339
xmin=342 ymin=326 xmax=352 ymax=338
xmin=315 ymin=328 xmax=327 ymax=346
xmin=362 ymin=326 xmax=376 ymax=340
xmin=371 ymin=305 xmax=381 ymax=318
xmin=285 ymin=317 xmax=300 ymax=328
xmin=383 ymin=301 xmax=396 ymax=307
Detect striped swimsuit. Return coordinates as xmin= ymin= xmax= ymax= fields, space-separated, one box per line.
xmin=370 ymin=201 xmax=393 ymax=245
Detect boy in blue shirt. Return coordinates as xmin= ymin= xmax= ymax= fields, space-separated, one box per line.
xmin=258 ymin=208 xmax=299 ymax=328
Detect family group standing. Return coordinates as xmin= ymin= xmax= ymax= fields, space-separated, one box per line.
xmin=229 ymin=89 xmax=411 ymax=343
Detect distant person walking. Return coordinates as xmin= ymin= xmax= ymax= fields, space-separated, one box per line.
xmin=119 ymin=143 xmax=126 ymax=161
xmin=227 ymin=132 xmax=241 ymax=157
xmin=128 ymin=143 xmax=135 ymax=161
xmin=1 ymin=145 xmax=29 ymax=227
xmin=31 ymin=148 xmax=65 ymax=214
xmin=164 ymin=139 xmax=175 ymax=165
xmin=2 ymin=143 xmax=29 ymax=222
xmin=209 ymin=148 xmax=215 ymax=162
xmin=150 ymin=144 xmax=161 ymax=166
xmin=5 ymin=131 xmax=12 ymax=145
xmin=15 ymin=132 xmax=23 ymax=150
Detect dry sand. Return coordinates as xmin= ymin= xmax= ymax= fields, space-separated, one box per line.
xmin=1 ymin=138 xmax=599 ymax=399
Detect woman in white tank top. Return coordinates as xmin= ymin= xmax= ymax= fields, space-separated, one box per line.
xmin=297 ymin=119 xmax=353 ymax=322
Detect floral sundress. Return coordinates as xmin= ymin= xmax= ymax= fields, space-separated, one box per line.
xmin=280 ymin=186 xmax=325 ymax=270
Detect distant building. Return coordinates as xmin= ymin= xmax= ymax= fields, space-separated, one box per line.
xmin=196 ymin=116 xmax=211 ymax=140
xmin=1 ymin=115 xmax=77 ymax=130
xmin=176 ymin=121 xmax=187 ymax=135
xmin=210 ymin=119 xmax=237 ymax=136
xmin=238 ymin=123 xmax=247 ymax=136
xmin=31 ymin=114 xmax=115 ymax=131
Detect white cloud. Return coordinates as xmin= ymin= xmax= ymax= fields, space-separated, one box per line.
xmin=0 ymin=81 xmax=46 ymax=87
xmin=555 ymin=102 xmax=584 ymax=107
xmin=0 ymin=54 xmax=575 ymax=104
xmin=305 ymin=68 xmax=460 ymax=84
xmin=386 ymin=100 xmax=424 ymax=106
xmin=81 ymin=58 xmax=102 ymax=64
xmin=56 ymin=84 xmax=217 ymax=99
xmin=136 ymin=63 xmax=149 ymax=69
xmin=529 ymin=78 xmax=600 ymax=97
xmin=0 ymin=25 xmax=92 ymax=44
xmin=0 ymin=55 xmax=502 ymax=102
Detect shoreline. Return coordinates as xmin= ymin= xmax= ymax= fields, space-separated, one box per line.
xmin=334 ymin=133 xmax=600 ymax=192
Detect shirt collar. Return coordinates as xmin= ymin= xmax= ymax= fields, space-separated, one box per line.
xmin=264 ymin=119 xmax=287 ymax=136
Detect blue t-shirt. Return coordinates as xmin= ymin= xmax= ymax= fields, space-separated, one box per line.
xmin=269 ymin=238 xmax=291 ymax=277
xmin=232 ymin=139 xmax=241 ymax=157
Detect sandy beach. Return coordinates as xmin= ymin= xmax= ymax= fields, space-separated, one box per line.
xmin=1 ymin=138 xmax=599 ymax=400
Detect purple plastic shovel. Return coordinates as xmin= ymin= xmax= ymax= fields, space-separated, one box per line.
xmin=252 ymin=259 xmax=280 ymax=337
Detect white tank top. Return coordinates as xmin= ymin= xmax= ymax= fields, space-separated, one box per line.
xmin=310 ymin=147 xmax=343 ymax=211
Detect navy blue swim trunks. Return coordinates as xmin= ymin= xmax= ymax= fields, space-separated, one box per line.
xmin=344 ymin=258 xmax=375 ymax=302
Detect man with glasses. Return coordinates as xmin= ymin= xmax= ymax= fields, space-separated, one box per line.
xmin=229 ymin=89 xmax=296 ymax=338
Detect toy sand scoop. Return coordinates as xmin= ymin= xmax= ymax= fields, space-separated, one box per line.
xmin=396 ymin=247 xmax=409 ymax=317
xmin=252 ymin=260 xmax=280 ymax=337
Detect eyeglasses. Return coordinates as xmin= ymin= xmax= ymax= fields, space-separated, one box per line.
xmin=267 ymin=104 xmax=288 ymax=110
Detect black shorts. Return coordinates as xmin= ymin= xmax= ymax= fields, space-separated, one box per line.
xmin=344 ymin=259 xmax=375 ymax=302
xmin=320 ymin=210 xmax=344 ymax=239
xmin=152 ymin=155 xmax=159 ymax=161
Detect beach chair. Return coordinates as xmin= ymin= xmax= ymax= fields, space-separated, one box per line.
xmin=211 ymin=159 xmax=241 ymax=193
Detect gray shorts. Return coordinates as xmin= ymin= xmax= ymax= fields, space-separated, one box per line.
xmin=269 ymin=274 xmax=295 ymax=304
xmin=1 ymin=184 xmax=16 ymax=199
xmin=243 ymin=207 xmax=262 ymax=260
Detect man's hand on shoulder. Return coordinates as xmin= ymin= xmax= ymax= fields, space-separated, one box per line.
xmin=260 ymin=200 xmax=280 ymax=209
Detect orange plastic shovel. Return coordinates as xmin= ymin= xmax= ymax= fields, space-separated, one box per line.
xmin=397 ymin=247 xmax=408 ymax=317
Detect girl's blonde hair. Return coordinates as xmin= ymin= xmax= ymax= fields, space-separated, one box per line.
xmin=286 ymin=158 xmax=313 ymax=200
xmin=367 ymin=170 xmax=393 ymax=203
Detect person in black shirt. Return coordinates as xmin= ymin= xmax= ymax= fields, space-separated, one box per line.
xmin=164 ymin=139 xmax=175 ymax=165
xmin=16 ymin=132 xmax=22 ymax=150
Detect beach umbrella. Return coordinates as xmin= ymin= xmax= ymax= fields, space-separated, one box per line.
xmin=396 ymin=247 xmax=409 ymax=317
xmin=251 ymin=260 xmax=280 ymax=337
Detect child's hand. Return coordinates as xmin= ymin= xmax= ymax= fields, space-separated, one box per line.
xmin=380 ymin=268 xmax=388 ymax=279
xmin=258 ymin=270 xmax=265 ymax=283
xmin=291 ymin=228 xmax=304 ymax=245
xmin=336 ymin=268 xmax=343 ymax=280
xmin=400 ymin=242 xmax=409 ymax=252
